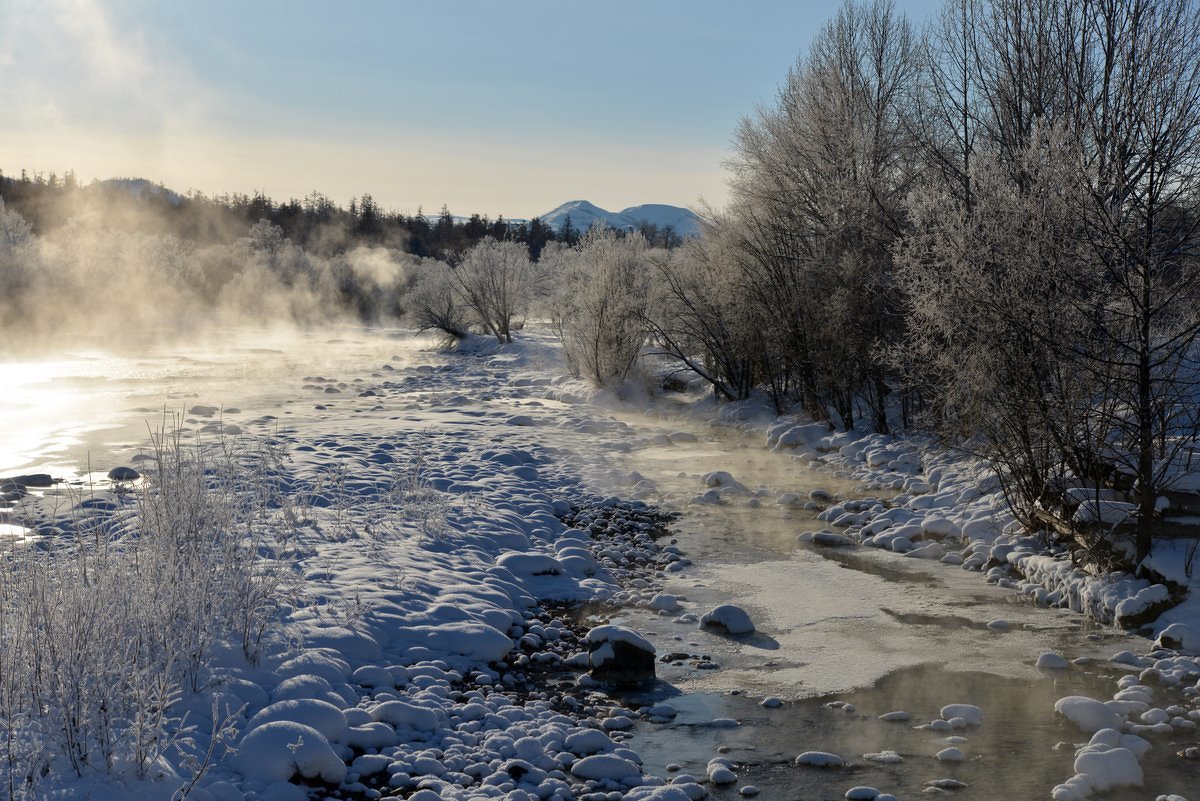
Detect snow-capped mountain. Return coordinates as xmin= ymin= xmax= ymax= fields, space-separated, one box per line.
xmin=541 ymin=200 xmax=700 ymax=237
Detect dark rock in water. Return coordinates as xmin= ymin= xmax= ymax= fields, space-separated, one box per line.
xmin=587 ymin=625 xmax=656 ymax=687
xmin=107 ymin=466 xmax=141 ymax=482
xmin=3 ymin=473 xmax=53 ymax=489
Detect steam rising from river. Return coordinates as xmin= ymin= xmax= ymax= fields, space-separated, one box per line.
xmin=0 ymin=197 xmax=416 ymax=354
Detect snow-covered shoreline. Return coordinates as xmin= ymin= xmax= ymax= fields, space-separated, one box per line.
xmin=5 ymin=330 xmax=1199 ymax=801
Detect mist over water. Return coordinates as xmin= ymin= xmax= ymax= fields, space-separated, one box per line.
xmin=0 ymin=197 xmax=415 ymax=352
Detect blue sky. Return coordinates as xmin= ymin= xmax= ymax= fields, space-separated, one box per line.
xmin=0 ymin=0 xmax=942 ymax=219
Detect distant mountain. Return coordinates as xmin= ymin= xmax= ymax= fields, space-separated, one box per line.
xmin=541 ymin=200 xmax=700 ymax=237
xmin=91 ymin=178 xmax=184 ymax=206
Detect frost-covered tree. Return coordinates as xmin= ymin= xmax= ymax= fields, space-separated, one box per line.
xmin=450 ymin=238 xmax=534 ymax=344
xmin=897 ymin=0 xmax=1200 ymax=561
xmin=551 ymin=228 xmax=650 ymax=387
xmin=0 ymin=199 xmax=37 ymax=320
xmin=643 ymin=214 xmax=766 ymax=403
xmin=407 ymin=260 xmax=470 ymax=341
xmin=726 ymin=0 xmax=920 ymax=427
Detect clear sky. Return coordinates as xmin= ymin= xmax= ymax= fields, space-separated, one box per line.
xmin=0 ymin=0 xmax=942 ymax=220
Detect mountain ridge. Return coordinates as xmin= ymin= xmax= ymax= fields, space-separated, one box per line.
xmin=541 ymin=199 xmax=700 ymax=237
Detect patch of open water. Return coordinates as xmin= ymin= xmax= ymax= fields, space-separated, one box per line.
xmin=593 ymin=408 xmax=1200 ymax=798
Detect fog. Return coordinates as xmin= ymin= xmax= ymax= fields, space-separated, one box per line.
xmin=0 ymin=196 xmax=416 ymax=353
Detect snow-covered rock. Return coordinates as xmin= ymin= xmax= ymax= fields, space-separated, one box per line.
xmin=1154 ymin=623 xmax=1200 ymax=654
xmin=587 ymin=624 xmax=656 ymax=685
xmin=796 ymin=751 xmax=845 ymax=767
xmin=699 ymin=604 xmax=756 ymax=635
xmin=1054 ymin=696 xmax=1124 ymax=733
xmin=570 ymin=754 xmax=642 ymax=781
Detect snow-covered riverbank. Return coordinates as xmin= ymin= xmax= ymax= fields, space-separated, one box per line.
xmin=3 ymin=328 xmax=1199 ymax=801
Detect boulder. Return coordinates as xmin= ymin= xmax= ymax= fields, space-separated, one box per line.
xmin=700 ymin=604 xmax=756 ymax=635
xmin=587 ymin=625 xmax=656 ymax=686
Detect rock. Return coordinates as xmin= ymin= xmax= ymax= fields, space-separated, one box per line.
xmin=699 ymin=604 xmax=755 ymax=635
xmin=940 ymin=704 xmax=983 ymax=726
xmin=1154 ymin=623 xmax=1200 ymax=654
xmin=107 ymin=466 xmax=141 ymax=482
xmin=936 ymin=747 xmax=965 ymax=761
xmin=1037 ymin=652 xmax=1070 ymax=670
xmin=587 ymin=625 xmax=656 ymax=686
xmin=801 ymin=530 xmax=857 ymax=548
xmin=795 ymin=751 xmax=845 ymax=767
xmin=1054 ymin=696 xmax=1124 ymax=733
xmin=570 ymin=754 xmax=642 ymax=781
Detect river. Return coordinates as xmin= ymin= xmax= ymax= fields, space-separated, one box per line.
xmin=2 ymin=330 xmax=1197 ymax=799
xmin=596 ymin=410 xmax=1200 ymax=800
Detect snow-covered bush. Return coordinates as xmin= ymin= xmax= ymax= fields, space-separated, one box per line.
xmin=0 ymin=428 xmax=295 ymax=796
xmin=551 ymin=228 xmax=651 ymax=387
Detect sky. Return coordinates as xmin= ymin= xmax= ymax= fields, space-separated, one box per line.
xmin=0 ymin=0 xmax=942 ymax=220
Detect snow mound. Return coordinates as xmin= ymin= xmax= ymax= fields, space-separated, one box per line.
xmin=1055 ymin=696 xmax=1124 ymax=733
xmin=939 ymin=704 xmax=983 ymax=726
xmin=1052 ymin=743 xmax=1143 ymax=799
xmin=699 ymin=604 xmax=756 ymax=635
xmin=1037 ymin=652 xmax=1071 ymax=670
xmin=233 ymin=721 xmax=347 ymax=785
xmin=1154 ymin=622 xmax=1200 ymax=654
xmin=245 ymin=699 xmax=348 ymax=742
xmin=796 ymin=751 xmax=845 ymax=767
xmin=570 ymin=754 xmax=642 ymax=781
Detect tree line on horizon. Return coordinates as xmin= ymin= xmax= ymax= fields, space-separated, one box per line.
xmin=0 ymin=169 xmax=685 ymax=263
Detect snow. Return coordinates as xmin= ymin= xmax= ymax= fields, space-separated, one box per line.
xmin=1052 ymin=744 xmax=1143 ymax=799
xmin=586 ymin=624 xmax=655 ymax=653
xmin=10 ymin=324 xmax=1200 ymax=801
xmin=796 ymin=751 xmax=846 ymax=767
xmin=244 ymin=699 xmax=349 ymax=741
xmin=1154 ymin=622 xmax=1200 ymax=654
xmin=1055 ymin=696 xmax=1125 ymax=733
xmin=570 ymin=754 xmax=643 ymax=781
xmin=939 ymin=704 xmax=983 ymax=726
xmin=233 ymin=721 xmax=347 ymax=785
xmin=1037 ymin=652 xmax=1071 ymax=670
xmin=699 ymin=604 xmax=756 ymax=635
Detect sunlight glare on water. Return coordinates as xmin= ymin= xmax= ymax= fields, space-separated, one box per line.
xmin=0 ymin=328 xmax=429 ymax=477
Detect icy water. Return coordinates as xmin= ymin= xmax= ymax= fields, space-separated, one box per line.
xmin=0 ymin=328 xmax=426 ymax=479
xmin=598 ymin=413 xmax=1200 ymax=799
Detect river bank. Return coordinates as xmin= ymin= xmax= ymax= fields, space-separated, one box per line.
xmin=2 ymin=328 xmax=1198 ymax=800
